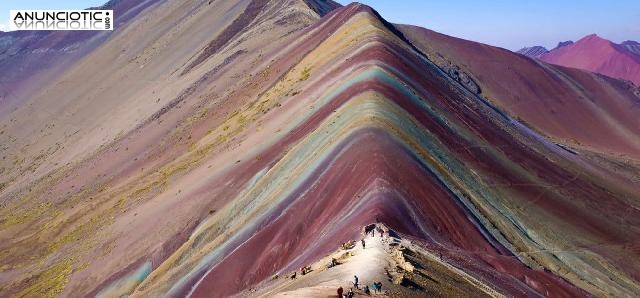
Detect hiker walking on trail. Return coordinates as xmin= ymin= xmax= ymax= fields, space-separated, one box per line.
xmin=337 ymin=286 xmax=343 ymax=297
xmin=376 ymin=281 xmax=383 ymax=293
xmin=364 ymin=284 xmax=370 ymax=295
xmin=361 ymin=239 xmax=365 ymax=249
xmin=353 ymin=275 xmax=359 ymax=289
xmin=347 ymin=288 xmax=354 ymax=298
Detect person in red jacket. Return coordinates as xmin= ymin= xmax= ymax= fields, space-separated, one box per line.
xmin=337 ymin=286 xmax=343 ymax=297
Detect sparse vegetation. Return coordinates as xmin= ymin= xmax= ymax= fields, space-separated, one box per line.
xmin=16 ymin=257 xmax=76 ymax=298
xmin=299 ymin=66 xmax=312 ymax=82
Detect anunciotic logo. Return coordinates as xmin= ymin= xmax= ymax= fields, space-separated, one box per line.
xmin=9 ymin=10 xmax=113 ymax=31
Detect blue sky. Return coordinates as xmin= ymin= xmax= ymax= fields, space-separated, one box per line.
xmin=2 ymin=1 xmax=638 ymax=50
xmin=336 ymin=0 xmax=640 ymax=50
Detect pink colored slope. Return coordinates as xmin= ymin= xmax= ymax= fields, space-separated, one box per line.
xmin=540 ymin=34 xmax=640 ymax=85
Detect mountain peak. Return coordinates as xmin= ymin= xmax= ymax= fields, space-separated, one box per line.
xmin=302 ymin=0 xmax=342 ymax=16
xmin=621 ymin=40 xmax=640 ymax=46
xmin=516 ymin=45 xmax=549 ymax=58
xmin=578 ymin=33 xmax=610 ymax=45
xmin=555 ymin=40 xmax=574 ymax=49
xmin=621 ymin=40 xmax=640 ymax=56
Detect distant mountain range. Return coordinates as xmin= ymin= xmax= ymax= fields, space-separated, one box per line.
xmin=517 ymin=34 xmax=640 ymax=85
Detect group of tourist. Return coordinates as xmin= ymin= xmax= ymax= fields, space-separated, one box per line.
xmin=336 ymin=275 xmax=383 ymax=297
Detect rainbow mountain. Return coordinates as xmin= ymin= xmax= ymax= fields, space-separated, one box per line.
xmin=1 ymin=1 xmax=639 ymax=297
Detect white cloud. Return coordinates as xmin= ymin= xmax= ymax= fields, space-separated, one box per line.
xmin=0 ymin=22 xmax=9 ymax=32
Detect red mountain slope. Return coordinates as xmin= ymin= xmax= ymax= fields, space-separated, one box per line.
xmin=539 ymin=34 xmax=640 ymax=85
